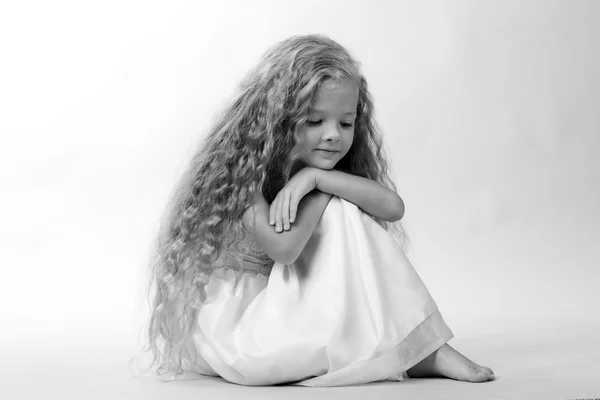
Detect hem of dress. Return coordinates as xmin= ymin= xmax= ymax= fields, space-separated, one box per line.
xmin=397 ymin=311 xmax=455 ymax=377
xmin=291 ymin=310 xmax=454 ymax=387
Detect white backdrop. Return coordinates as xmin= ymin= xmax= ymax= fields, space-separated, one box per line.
xmin=1 ymin=0 xmax=598 ymax=394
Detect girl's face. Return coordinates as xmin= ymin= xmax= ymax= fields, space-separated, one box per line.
xmin=295 ymin=79 xmax=358 ymax=172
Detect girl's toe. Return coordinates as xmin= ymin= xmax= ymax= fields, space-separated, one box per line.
xmin=472 ymin=369 xmax=489 ymax=382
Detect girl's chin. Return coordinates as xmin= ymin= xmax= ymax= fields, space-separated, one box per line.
xmin=308 ymin=161 xmax=336 ymax=169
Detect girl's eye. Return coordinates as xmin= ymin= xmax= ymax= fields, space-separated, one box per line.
xmin=306 ymin=120 xmax=354 ymax=128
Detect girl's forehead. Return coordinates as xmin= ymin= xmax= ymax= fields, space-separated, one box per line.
xmin=310 ymin=80 xmax=359 ymax=113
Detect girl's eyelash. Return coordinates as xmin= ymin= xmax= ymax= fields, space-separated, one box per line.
xmin=307 ymin=120 xmax=354 ymax=127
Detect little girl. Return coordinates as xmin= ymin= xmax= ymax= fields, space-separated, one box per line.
xmin=131 ymin=34 xmax=495 ymax=386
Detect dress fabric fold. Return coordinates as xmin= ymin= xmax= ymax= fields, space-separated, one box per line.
xmin=192 ymin=196 xmax=454 ymax=386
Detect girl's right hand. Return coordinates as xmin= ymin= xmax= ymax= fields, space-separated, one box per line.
xmin=269 ymin=167 xmax=319 ymax=232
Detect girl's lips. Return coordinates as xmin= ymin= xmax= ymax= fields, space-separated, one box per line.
xmin=316 ymin=149 xmax=339 ymax=157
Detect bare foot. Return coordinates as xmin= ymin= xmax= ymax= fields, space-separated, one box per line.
xmin=406 ymin=343 xmax=495 ymax=382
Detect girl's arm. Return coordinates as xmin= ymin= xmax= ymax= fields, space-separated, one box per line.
xmin=315 ymin=168 xmax=404 ymax=222
xmin=242 ymin=189 xmax=333 ymax=265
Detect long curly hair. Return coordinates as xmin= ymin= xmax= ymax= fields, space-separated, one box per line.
xmin=130 ymin=33 xmax=411 ymax=381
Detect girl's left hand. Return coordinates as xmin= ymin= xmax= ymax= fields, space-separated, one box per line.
xmin=269 ymin=167 xmax=319 ymax=232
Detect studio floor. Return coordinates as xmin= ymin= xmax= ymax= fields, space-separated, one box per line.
xmin=8 ymin=313 xmax=599 ymax=400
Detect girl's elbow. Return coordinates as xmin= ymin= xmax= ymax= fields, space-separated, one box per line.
xmin=396 ymin=203 xmax=405 ymax=221
xmin=395 ymin=210 xmax=404 ymax=222
xmin=272 ymin=253 xmax=297 ymax=266
xmin=268 ymin=249 xmax=291 ymax=265
xmin=280 ymin=247 xmax=301 ymax=265
xmin=273 ymin=241 xmax=305 ymax=265
xmin=389 ymin=196 xmax=405 ymax=222
xmin=387 ymin=211 xmax=403 ymax=223
xmin=268 ymin=244 xmax=299 ymax=265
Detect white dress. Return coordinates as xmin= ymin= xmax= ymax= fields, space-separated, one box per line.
xmin=191 ymin=196 xmax=454 ymax=386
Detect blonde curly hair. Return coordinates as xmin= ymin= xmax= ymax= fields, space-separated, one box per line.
xmin=130 ymin=33 xmax=411 ymax=381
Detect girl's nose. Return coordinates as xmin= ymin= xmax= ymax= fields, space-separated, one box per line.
xmin=323 ymin=123 xmax=341 ymax=141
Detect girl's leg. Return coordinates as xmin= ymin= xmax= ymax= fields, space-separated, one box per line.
xmin=406 ymin=343 xmax=495 ymax=382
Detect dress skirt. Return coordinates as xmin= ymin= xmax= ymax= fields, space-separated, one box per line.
xmin=192 ymin=196 xmax=454 ymax=386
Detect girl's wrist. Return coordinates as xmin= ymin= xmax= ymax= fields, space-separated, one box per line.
xmin=312 ymin=167 xmax=328 ymax=191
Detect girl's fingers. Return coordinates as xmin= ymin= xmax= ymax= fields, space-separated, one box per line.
xmin=281 ymin=191 xmax=291 ymax=230
xmin=275 ymin=196 xmax=283 ymax=233
xmin=289 ymin=193 xmax=298 ymax=224
xmin=271 ymin=196 xmax=280 ymax=230
xmin=269 ymin=196 xmax=276 ymax=226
